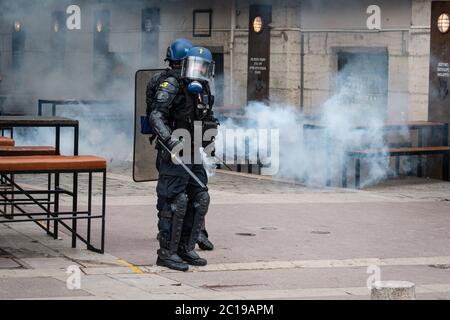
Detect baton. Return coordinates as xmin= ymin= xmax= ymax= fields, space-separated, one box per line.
xmin=158 ymin=140 xmax=207 ymax=189
xmin=213 ymin=155 xmax=232 ymax=171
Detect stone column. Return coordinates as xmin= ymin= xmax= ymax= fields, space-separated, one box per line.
xmin=371 ymin=281 xmax=416 ymax=300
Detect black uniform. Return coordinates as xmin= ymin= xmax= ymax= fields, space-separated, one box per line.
xmin=147 ymin=69 xmax=216 ymax=269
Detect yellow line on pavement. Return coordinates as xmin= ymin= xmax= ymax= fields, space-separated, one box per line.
xmin=142 ymin=256 xmax=450 ymax=273
xmin=117 ymin=259 xmax=143 ymax=274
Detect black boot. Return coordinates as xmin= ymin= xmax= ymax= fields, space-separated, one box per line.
xmin=156 ymin=193 xmax=189 ymax=272
xmin=178 ymin=249 xmax=207 ymax=266
xmin=156 ymin=250 xmax=189 ymax=271
xmin=197 ymin=229 xmax=214 ymax=251
xmin=179 ymin=191 xmax=210 ymax=266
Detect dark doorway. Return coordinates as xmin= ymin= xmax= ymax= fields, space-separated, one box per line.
xmin=211 ymin=52 xmax=224 ymax=106
xmin=12 ymin=21 xmax=25 ymax=71
xmin=141 ymin=8 xmax=160 ymax=68
xmin=93 ymin=10 xmax=112 ymax=93
xmin=50 ymin=11 xmax=66 ymax=69
xmin=336 ymin=49 xmax=389 ymax=117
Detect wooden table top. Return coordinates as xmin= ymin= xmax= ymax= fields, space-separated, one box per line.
xmin=0 ymin=116 xmax=78 ymax=127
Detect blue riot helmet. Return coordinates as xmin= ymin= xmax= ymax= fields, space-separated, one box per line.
xmin=165 ymin=38 xmax=193 ymax=62
xmin=181 ymin=47 xmax=215 ymax=82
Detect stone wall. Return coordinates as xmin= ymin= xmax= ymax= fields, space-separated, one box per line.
xmin=0 ymin=0 xmax=433 ymax=120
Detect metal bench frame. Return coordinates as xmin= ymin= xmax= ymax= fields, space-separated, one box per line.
xmin=0 ymin=168 xmax=106 ymax=254
xmin=343 ymin=148 xmax=450 ymax=189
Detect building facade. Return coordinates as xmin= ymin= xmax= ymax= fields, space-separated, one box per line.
xmin=0 ymin=0 xmax=438 ymax=121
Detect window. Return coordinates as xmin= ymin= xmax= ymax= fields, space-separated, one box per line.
xmin=193 ymin=9 xmax=212 ymax=37
xmin=336 ymin=49 xmax=389 ymax=117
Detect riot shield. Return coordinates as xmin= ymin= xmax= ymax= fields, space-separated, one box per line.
xmin=133 ymin=69 xmax=165 ymax=182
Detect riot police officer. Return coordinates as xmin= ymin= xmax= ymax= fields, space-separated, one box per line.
xmin=147 ymin=39 xmax=215 ymax=253
xmin=148 ymin=45 xmax=217 ymax=271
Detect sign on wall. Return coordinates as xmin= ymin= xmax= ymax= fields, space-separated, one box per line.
xmin=247 ymin=5 xmax=272 ymax=103
xmin=427 ymin=1 xmax=450 ymax=179
xmin=429 ymin=1 xmax=450 ymax=124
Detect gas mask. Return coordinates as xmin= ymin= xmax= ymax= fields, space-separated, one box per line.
xmin=182 ymin=55 xmax=215 ymax=98
xmin=187 ymin=81 xmax=211 ymax=112
xmin=181 ymin=47 xmax=215 ymax=114
xmin=181 ymin=55 xmax=215 ymax=83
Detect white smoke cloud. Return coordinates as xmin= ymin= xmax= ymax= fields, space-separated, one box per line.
xmin=12 ymin=102 xmax=134 ymax=164
xmin=1 ymin=2 xmax=412 ymax=186
xmin=0 ymin=1 xmax=137 ymax=165
xmin=214 ymin=54 xmax=410 ymax=188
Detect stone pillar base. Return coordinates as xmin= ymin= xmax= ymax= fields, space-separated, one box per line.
xmin=371 ymin=281 xmax=416 ymax=300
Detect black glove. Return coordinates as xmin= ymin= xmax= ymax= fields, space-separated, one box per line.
xmin=160 ymin=138 xmax=183 ymax=162
xmin=202 ymin=119 xmax=219 ymax=149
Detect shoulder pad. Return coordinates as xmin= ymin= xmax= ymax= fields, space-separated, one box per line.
xmin=150 ymin=73 xmax=161 ymax=84
xmin=158 ymin=76 xmax=179 ymax=94
xmin=147 ymin=72 xmax=162 ymax=93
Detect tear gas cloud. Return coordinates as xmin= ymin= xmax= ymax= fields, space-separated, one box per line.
xmin=0 ymin=0 xmax=139 ymax=165
xmin=1 ymin=2 xmax=409 ymax=186
xmin=214 ymin=54 xmax=410 ymax=187
xmin=11 ymin=47 xmax=409 ymax=187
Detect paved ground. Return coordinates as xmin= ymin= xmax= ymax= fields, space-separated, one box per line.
xmin=1 ymin=164 xmax=450 ymax=299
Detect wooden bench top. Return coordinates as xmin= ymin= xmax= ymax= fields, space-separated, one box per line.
xmin=0 ymin=136 xmax=15 ymax=147
xmin=305 ymin=121 xmax=448 ymax=130
xmin=348 ymin=146 xmax=450 ymax=157
xmin=39 ymin=99 xmax=122 ymax=105
xmin=0 ymin=155 xmax=107 ymax=172
xmin=0 ymin=146 xmax=56 ymax=156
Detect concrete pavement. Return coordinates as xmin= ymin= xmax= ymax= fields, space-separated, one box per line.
xmin=1 ymin=166 xmax=450 ymax=299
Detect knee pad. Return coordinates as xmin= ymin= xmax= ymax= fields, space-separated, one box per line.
xmin=192 ymin=191 xmax=210 ymax=217
xmin=170 ymin=192 xmax=188 ymax=218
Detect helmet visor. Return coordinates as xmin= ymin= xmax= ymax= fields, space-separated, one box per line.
xmin=181 ymin=56 xmax=215 ymax=82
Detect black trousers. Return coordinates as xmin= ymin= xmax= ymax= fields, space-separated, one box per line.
xmin=156 ymin=154 xmax=209 ymax=252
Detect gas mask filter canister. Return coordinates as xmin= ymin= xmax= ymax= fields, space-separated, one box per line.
xmin=188 ymin=81 xmax=203 ymax=94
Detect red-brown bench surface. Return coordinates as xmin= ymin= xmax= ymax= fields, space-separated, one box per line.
xmin=0 ymin=137 xmax=15 ymax=147
xmin=0 ymin=155 xmax=107 ymax=172
xmin=0 ymin=146 xmax=57 ymax=156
